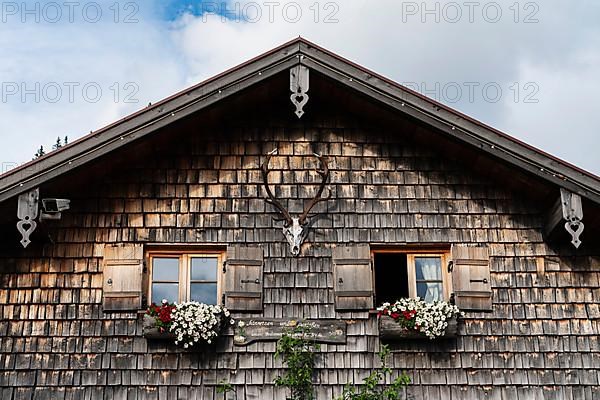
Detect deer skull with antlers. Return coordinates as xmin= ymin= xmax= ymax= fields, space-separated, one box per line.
xmin=261 ymin=149 xmax=332 ymax=256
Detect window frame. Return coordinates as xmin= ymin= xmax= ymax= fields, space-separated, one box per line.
xmin=147 ymin=250 xmax=224 ymax=305
xmin=372 ymin=249 xmax=452 ymax=302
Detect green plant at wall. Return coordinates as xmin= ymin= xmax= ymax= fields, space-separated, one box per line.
xmin=336 ymin=345 xmax=411 ymax=400
xmin=274 ymin=324 xmax=321 ymax=400
xmin=216 ymin=379 xmax=235 ymax=399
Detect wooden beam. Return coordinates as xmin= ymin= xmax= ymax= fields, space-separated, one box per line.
xmin=545 ymin=196 xmax=565 ymax=238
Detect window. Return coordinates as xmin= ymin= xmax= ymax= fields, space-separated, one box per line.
xmin=148 ymin=251 xmax=223 ymax=305
xmin=374 ymin=250 xmax=450 ymax=304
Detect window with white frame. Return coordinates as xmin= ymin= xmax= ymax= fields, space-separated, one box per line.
xmin=373 ymin=250 xmax=451 ymax=305
xmin=148 ymin=252 xmax=223 ymax=305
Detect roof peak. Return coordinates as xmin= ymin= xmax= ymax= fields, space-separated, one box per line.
xmin=1 ymin=38 xmax=600 ymax=205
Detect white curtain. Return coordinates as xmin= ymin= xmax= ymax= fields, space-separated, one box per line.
xmin=419 ymin=259 xmax=441 ymax=302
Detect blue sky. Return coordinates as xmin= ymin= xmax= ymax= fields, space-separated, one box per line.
xmin=1 ymin=1 xmax=599 ymax=175
xmin=162 ymin=0 xmax=221 ymax=20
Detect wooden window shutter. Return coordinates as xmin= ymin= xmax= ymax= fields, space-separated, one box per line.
xmin=102 ymin=244 xmax=143 ymax=312
xmin=451 ymin=245 xmax=492 ymax=311
xmin=332 ymin=244 xmax=373 ymax=311
xmin=224 ymin=245 xmax=264 ymax=311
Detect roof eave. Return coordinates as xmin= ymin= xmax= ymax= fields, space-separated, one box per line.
xmin=0 ymin=38 xmax=304 ymax=203
xmin=1 ymin=37 xmax=599 ymax=205
xmin=296 ymin=40 xmax=600 ymax=204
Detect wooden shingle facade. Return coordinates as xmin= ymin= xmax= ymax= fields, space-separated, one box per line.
xmin=1 ymin=39 xmax=599 ymax=400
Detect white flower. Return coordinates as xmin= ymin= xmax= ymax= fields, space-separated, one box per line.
xmin=167 ymin=301 xmax=232 ymax=348
xmin=162 ymin=299 xmax=168 ymax=305
xmin=377 ymin=298 xmax=460 ymax=339
xmin=238 ymin=321 xmax=246 ymax=328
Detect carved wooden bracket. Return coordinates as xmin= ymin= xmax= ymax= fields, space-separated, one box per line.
xmin=290 ymin=65 xmax=309 ymax=118
xmin=15 ymin=188 xmax=71 ymax=248
xmin=560 ymin=188 xmax=584 ymax=248
xmin=16 ymin=188 xmax=39 ymax=248
xmin=545 ymin=188 xmax=584 ymax=249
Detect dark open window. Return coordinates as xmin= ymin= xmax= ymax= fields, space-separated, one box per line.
xmin=373 ymin=250 xmax=451 ymax=304
xmin=374 ymin=253 xmax=409 ymax=305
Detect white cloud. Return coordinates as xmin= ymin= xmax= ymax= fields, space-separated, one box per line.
xmin=1 ymin=0 xmax=599 ymax=175
xmin=0 ymin=1 xmax=187 ymax=170
xmin=500 ymin=43 xmax=600 ymax=175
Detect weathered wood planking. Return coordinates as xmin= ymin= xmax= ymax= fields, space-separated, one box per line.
xmin=0 ymin=47 xmax=599 ymax=400
xmin=102 ymin=244 xmax=143 ymax=311
xmin=378 ymin=315 xmax=458 ymax=340
xmin=233 ymin=318 xmax=347 ymax=345
xmin=450 ymin=245 xmax=493 ymax=311
xmin=332 ymin=245 xmax=373 ymax=310
xmin=224 ymin=245 xmax=264 ymax=311
xmin=142 ymin=314 xmax=176 ymax=340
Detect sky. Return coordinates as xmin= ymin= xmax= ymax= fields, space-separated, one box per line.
xmin=1 ymin=0 xmax=599 ymax=175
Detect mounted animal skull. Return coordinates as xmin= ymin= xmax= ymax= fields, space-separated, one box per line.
xmin=261 ymin=149 xmax=332 ymax=256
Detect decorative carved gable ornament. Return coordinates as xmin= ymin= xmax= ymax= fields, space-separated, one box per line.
xmin=560 ymin=188 xmax=584 ymax=248
xmin=16 ymin=188 xmax=70 ymax=248
xmin=16 ymin=188 xmax=39 ymax=248
xmin=290 ymin=65 xmax=309 ymax=118
xmin=261 ymin=149 xmax=332 ymax=256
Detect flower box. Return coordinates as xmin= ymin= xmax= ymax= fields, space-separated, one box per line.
xmin=378 ymin=315 xmax=458 ymax=340
xmin=142 ymin=314 xmax=176 ymax=340
xmin=143 ymin=301 xmax=234 ymax=348
xmin=376 ymin=298 xmax=462 ymax=340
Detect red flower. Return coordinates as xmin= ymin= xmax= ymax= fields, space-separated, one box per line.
xmin=146 ymin=302 xmax=175 ymax=331
xmin=402 ymin=310 xmax=416 ymax=320
xmin=158 ymin=307 xmax=172 ymax=323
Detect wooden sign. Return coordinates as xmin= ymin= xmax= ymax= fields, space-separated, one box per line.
xmin=233 ymin=318 xmax=346 ymax=346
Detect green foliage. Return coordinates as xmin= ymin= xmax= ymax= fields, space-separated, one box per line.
xmin=337 ymin=345 xmax=411 ymax=400
xmin=216 ymin=379 xmax=234 ymax=398
xmin=33 ymin=145 xmax=45 ymax=159
xmin=34 ymin=136 xmax=68 ymax=159
xmin=274 ymin=324 xmax=321 ymax=400
xmin=53 ymin=137 xmax=62 ymax=151
xmin=52 ymin=136 xmax=70 ymax=150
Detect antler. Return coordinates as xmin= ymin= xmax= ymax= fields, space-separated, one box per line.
xmin=298 ymin=153 xmax=332 ymax=225
xmin=261 ymin=149 xmax=293 ymax=227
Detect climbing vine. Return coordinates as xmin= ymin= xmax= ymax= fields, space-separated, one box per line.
xmin=217 ymin=379 xmax=235 ymax=399
xmin=274 ymin=324 xmax=321 ymax=400
xmin=337 ymin=345 xmax=411 ymax=400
